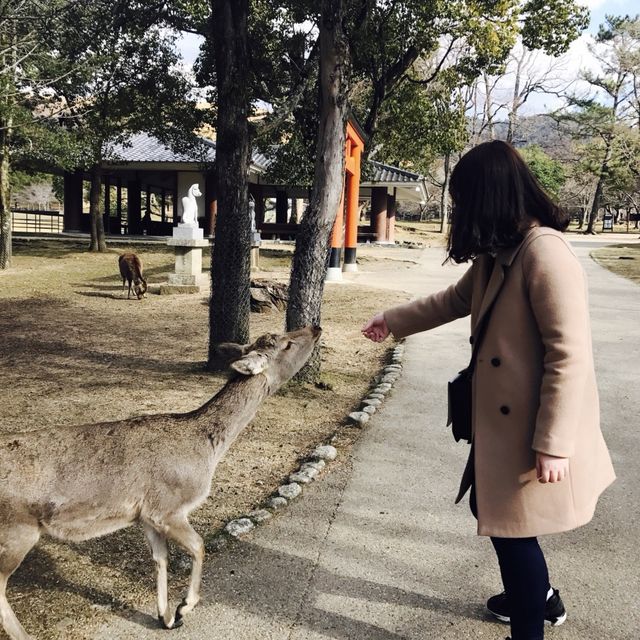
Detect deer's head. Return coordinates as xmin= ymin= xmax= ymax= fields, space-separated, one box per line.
xmin=215 ymin=326 xmax=322 ymax=390
xmin=134 ymin=278 xmax=148 ymax=299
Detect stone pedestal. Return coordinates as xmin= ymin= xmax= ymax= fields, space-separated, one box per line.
xmin=250 ymin=230 xmax=261 ymax=271
xmin=160 ymin=224 xmax=210 ymax=294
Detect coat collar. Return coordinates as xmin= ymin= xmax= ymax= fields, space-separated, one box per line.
xmin=473 ymin=225 xmax=540 ymax=332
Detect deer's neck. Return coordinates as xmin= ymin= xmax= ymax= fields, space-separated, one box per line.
xmin=196 ymin=374 xmax=271 ymax=456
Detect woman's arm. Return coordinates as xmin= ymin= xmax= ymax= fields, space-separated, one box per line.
xmin=523 ymin=234 xmax=591 ymax=460
xmin=362 ymin=265 xmax=474 ymax=343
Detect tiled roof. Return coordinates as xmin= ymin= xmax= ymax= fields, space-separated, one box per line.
xmin=105 ymin=132 xmax=268 ymax=169
xmin=105 ymin=133 xmax=423 ymax=186
xmin=368 ymin=160 xmax=424 ymax=183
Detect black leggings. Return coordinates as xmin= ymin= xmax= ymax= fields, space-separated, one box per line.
xmin=470 ymin=485 xmax=550 ymax=640
xmin=491 ymin=536 xmax=550 ymax=640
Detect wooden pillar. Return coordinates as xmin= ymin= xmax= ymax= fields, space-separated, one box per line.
xmin=371 ymin=186 xmax=388 ymax=242
xmin=63 ymin=170 xmax=83 ymax=232
xmin=116 ymin=179 xmax=122 ymax=233
xmin=275 ymin=190 xmax=288 ymax=224
xmin=387 ymin=190 xmax=396 ymax=244
xmin=326 ymin=184 xmax=345 ymax=281
xmin=205 ymin=172 xmax=218 ymax=236
xmin=127 ymin=179 xmax=142 ymax=235
xmin=254 ymin=186 xmax=265 ymax=227
xmin=104 ymin=175 xmax=112 ymax=234
xmin=343 ymin=152 xmax=361 ymax=271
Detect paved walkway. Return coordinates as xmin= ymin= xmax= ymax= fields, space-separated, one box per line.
xmin=95 ymin=243 xmax=639 ymax=640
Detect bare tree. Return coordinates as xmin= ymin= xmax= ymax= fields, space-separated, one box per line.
xmin=506 ymin=44 xmax=572 ymax=143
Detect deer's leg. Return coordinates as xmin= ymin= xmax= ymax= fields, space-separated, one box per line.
xmin=0 ymin=525 xmax=40 ymax=640
xmin=143 ymin=524 xmax=181 ymax=630
xmin=164 ymin=518 xmax=204 ymax=624
xmin=122 ymin=277 xmax=126 ymax=295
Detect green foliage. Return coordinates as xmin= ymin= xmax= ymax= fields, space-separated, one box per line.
xmin=235 ymin=0 xmax=590 ymax=185
xmin=52 ymin=1 xmax=204 ymax=166
xmin=556 ymin=16 xmax=640 ymax=212
xmin=519 ymin=145 xmax=566 ymax=198
xmin=370 ymin=79 xmax=468 ymax=175
xmin=521 ymin=0 xmax=589 ymax=55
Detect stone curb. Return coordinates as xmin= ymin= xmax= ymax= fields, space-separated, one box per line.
xmin=209 ymin=340 xmax=406 ymax=546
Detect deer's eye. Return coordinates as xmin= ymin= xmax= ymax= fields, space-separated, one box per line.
xmin=284 ymin=341 xmax=294 ymax=350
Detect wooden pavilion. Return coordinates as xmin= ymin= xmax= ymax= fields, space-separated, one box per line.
xmin=61 ymin=125 xmax=427 ymax=274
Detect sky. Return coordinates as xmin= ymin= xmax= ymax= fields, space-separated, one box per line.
xmin=176 ymin=0 xmax=639 ymax=116
xmin=519 ymin=0 xmax=637 ymax=114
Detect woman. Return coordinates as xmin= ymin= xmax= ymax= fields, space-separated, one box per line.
xmin=361 ymin=140 xmax=615 ymax=640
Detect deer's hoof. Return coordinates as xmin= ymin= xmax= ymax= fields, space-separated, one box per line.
xmin=174 ymin=597 xmax=189 ymax=622
xmin=158 ymin=615 xmax=183 ymax=630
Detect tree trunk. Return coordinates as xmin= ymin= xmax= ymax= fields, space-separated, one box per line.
xmin=0 ymin=26 xmax=15 ymax=270
xmin=585 ymin=143 xmax=613 ymax=235
xmin=88 ymin=165 xmax=107 ymax=252
xmin=207 ymin=0 xmax=252 ymax=367
xmin=439 ymin=153 xmax=451 ymax=234
xmin=0 ymin=120 xmax=11 ymax=269
xmin=286 ymin=0 xmax=350 ymax=382
xmin=483 ymin=73 xmax=495 ymax=141
xmin=506 ymin=50 xmax=524 ymax=144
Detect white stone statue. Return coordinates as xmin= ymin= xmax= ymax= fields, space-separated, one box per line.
xmin=180 ymin=183 xmax=202 ymax=226
xmin=249 ymin=198 xmax=256 ymax=232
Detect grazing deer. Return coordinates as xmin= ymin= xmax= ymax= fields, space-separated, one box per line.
xmin=118 ymin=252 xmax=147 ymax=299
xmin=0 ymin=326 xmax=321 ymax=640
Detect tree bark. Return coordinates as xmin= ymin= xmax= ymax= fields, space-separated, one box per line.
xmin=0 ymin=25 xmax=15 ymax=270
xmin=439 ymin=153 xmax=451 ymax=234
xmin=88 ymin=165 xmax=107 ymax=252
xmin=506 ymin=51 xmax=525 ymax=144
xmin=286 ymin=0 xmax=350 ymax=382
xmin=483 ymin=73 xmax=495 ymax=140
xmin=0 ymin=124 xmax=11 ymax=270
xmin=585 ymin=136 xmax=614 ymax=235
xmin=208 ymin=0 xmax=252 ymax=367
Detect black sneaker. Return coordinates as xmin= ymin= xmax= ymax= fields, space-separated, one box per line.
xmin=487 ymin=588 xmax=567 ymax=626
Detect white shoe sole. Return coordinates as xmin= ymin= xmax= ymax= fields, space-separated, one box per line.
xmin=487 ymin=610 xmax=567 ymax=626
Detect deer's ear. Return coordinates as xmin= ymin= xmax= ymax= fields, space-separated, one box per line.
xmin=230 ymin=351 xmax=269 ymax=376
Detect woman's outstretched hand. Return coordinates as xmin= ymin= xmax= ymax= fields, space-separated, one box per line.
xmin=362 ymin=312 xmax=390 ymax=343
xmin=536 ymin=452 xmax=569 ymax=483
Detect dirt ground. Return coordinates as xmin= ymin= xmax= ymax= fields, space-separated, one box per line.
xmin=0 ymin=238 xmax=410 ymax=640
xmin=590 ymin=244 xmax=640 ymax=285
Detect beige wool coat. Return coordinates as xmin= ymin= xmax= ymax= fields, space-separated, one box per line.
xmin=384 ymin=226 xmax=616 ymax=538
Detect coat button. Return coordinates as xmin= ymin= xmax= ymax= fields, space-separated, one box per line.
xmin=500 ymin=405 xmax=510 ymax=415
xmin=491 ymin=357 xmax=501 ymax=367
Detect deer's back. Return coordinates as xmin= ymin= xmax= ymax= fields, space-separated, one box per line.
xmin=118 ymin=253 xmax=143 ymax=280
xmin=0 ymin=415 xmax=216 ymax=535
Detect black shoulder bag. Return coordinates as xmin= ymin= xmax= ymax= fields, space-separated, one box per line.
xmin=447 ymin=291 xmax=500 ymax=444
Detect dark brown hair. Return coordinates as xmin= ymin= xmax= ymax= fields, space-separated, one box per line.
xmin=447 ymin=140 xmax=569 ymax=263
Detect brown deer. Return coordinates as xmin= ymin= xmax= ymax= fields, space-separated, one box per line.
xmin=118 ymin=252 xmax=147 ymax=299
xmin=0 ymin=326 xmax=321 ymax=640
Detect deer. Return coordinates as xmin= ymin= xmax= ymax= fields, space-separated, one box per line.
xmin=0 ymin=325 xmax=321 ymax=640
xmin=118 ymin=252 xmax=147 ymax=300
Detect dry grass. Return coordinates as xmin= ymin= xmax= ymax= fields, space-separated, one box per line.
xmin=0 ymin=238 xmax=409 ymax=639
xmin=590 ymin=244 xmax=640 ymax=285
xmin=394 ymin=220 xmax=447 ymax=246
